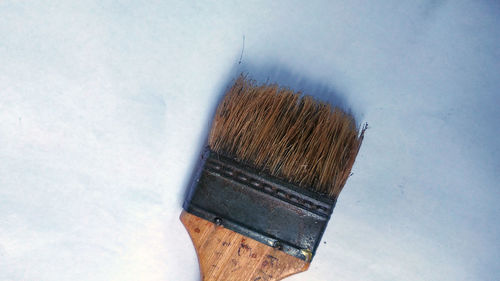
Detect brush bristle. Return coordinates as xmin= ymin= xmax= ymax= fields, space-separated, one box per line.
xmin=208 ymin=76 xmax=366 ymax=198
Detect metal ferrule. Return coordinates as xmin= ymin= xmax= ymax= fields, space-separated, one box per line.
xmin=183 ymin=149 xmax=336 ymax=262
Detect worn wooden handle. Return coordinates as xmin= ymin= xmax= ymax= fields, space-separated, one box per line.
xmin=180 ymin=211 xmax=309 ymax=281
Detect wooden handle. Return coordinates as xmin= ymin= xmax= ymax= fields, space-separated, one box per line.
xmin=180 ymin=211 xmax=309 ymax=281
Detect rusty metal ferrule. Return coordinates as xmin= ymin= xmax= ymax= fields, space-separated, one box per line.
xmin=183 ymin=149 xmax=336 ymax=262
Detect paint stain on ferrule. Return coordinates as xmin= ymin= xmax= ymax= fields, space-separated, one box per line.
xmin=273 ymin=241 xmax=283 ymax=250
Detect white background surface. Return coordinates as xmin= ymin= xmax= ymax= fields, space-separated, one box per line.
xmin=1 ymin=1 xmax=499 ymax=280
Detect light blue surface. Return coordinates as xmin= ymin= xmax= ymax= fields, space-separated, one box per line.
xmin=0 ymin=1 xmax=499 ymax=280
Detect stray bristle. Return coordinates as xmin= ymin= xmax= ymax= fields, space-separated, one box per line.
xmin=209 ymin=76 xmax=366 ymax=198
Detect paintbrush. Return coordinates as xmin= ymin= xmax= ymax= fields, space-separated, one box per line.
xmin=180 ymin=75 xmax=366 ymax=281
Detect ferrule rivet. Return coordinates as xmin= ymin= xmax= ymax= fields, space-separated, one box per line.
xmin=214 ymin=217 xmax=223 ymax=226
xmin=273 ymin=241 xmax=283 ymax=250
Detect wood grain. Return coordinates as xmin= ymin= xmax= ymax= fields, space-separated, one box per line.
xmin=180 ymin=211 xmax=310 ymax=281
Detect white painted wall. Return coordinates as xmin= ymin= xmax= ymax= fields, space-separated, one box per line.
xmin=1 ymin=1 xmax=498 ymax=280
